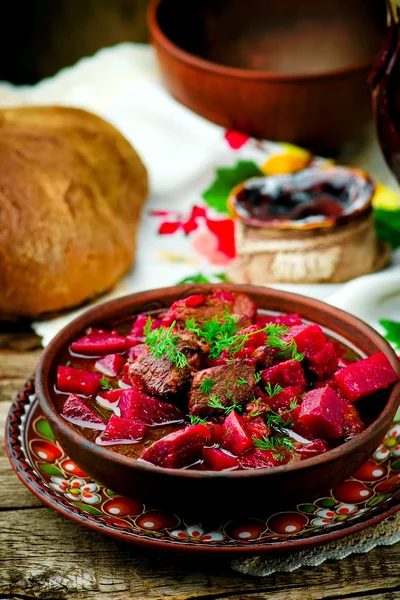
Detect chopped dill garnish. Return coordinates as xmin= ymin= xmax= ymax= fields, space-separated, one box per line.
xmin=267 ymin=330 xmax=304 ymax=362
xmin=253 ymin=435 xmax=294 ymax=459
xmin=254 ymin=371 xmax=262 ymax=384
xmin=249 ymin=410 xmax=264 ymax=418
xmin=144 ymin=319 xmax=189 ymax=369
xmin=185 ymin=317 xmax=303 ymax=362
xmin=273 ymin=451 xmax=288 ymax=462
xmin=265 ymin=399 xmax=297 ymax=432
xmin=207 ymin=395 xmax=243 ymax=415
xmin=265 ymin=382 xmax=283 ymax=398
xmin=237 ymin=377 xmax=249 ymax=388
xmin=186 ymin=313 xmax=239 ymax=359
xmin=188 ymin=415 xmax=208 ymax=426
xmin=100 ymin=377 xmax=114 ymax=391
xmin=65 ymin=360 xmax=71 ymax=367
xmin=199 ymin=377 xmax=216 ymax=394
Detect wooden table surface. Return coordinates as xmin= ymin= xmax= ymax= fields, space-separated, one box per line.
xmin=1 ymin=326 xmax=399 ymax=600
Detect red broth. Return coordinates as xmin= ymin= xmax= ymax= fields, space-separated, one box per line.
xmin=53 ymin=292 xmax=398 ymax=471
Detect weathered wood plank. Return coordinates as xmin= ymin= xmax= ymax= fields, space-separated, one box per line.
xmin=0 ymin=349 xmax=41 ymax=402
xmin=1 ymin=506 xmax=399 ymax=600
xmin=0 ymin=401 xmax=44 ymax=509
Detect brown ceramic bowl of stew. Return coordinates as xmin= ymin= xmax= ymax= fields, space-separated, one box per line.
xmin=35 ymin=284 xmax=400 ymax=516
xmin=148 ymin=0 xmax=384 ymax=153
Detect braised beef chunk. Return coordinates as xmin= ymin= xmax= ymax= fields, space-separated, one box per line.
xmin=127 ymin=331 xmax=209 ymax=399
xmin=164 ymin=294 xmax=233 ymax=327
xmin=178 ymin=331 xmax=210 ymax=367
xmin=162 ymin=290 xmax=257 ymax=328
xmin=251 ymin=345 xmax=274 ymax=368
xmin=189 ymin=360 xmax=256 ymax=416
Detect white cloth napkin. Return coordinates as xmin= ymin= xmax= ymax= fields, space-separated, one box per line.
xmin=0 ymin=43 xmax=398 ymax=343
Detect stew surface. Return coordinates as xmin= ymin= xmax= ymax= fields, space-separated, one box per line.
xmin=54 ymin=291 xmax=399 ymax=471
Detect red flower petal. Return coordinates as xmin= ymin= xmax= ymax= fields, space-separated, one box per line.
xmin=190 ymin=205 xmax=207 ymax=220
xmin=225 ymin=130 xmax=250 ymax=150
xmin=182 ymin=219 xmax=199 ymax=235
xmin=205 ymin=218 xmax=236 ymax=259
xmin=158 ymin=221 xmax=181 ymax=235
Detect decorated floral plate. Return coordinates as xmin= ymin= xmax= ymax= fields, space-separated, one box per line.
xmin=6 ymin=377 xmax=400 ymax=555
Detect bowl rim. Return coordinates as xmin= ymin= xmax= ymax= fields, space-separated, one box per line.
xmin=148 ymin=0 xmax=378 ymax=83
xmin=36 ymin=284 xmax=400 ymax=481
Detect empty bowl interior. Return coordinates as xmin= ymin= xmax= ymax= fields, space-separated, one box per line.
xmin=156 ymin=0 xmax=384 ymax=75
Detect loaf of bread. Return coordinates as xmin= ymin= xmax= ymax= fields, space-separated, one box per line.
xmin=0 ymin=106 xmax=148 ymax=318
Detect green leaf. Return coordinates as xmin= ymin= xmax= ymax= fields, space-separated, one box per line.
xmin=202 ymin=160 xmax=263 ymax=214
xmin=298 ymin=504 xmax=317 ymax=513
xmin=74 ymin=502 xmax=103 ymax=516
xmin=375 ymin=208 xmax=400 ymax=249
xmin=35 ymin=418 xmax=56 ymax=441
xmin=366 ymin=494 xmax=390 ymax=508
xmin=38 ymin=464 xmax=64 ymax=477
xmin=391 ymin=458 xmax=400 ymax=470
xmin=379 ymin=319 xmax=400 ymax=351
xmin=317 ymin=497 xmax=336 ymax=508
xmin=177 ymin=272 xmax=229 ymax=285
xmin=177 ymin=274 xmax=212 ymax=284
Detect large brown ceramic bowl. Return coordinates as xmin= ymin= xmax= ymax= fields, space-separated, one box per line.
xmin=148 ymin=0 xmax=384 ymax=153
xmin=36 ymin=285 xmax=400 ymax=516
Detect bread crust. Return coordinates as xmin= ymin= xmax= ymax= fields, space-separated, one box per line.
xmin=0 ymin=106 xmax=148 ymax=317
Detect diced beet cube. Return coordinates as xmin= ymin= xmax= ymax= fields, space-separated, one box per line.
xmin=205 ymin=354 xmax=229 ymax=367
xmin=299 ymin=387 xmax=347 ymax=440
xmin=57 ymin=366 xmax=102 ymax=396
xmin=94 ymin=354 xmax=126 ymax=377
xmin=285 ymin=405 xmax=315 ymax=441
xmin=129 ymin=315 xmax=163 ymax=343
xmin=266 ymin=386 xmax=303 ymax=412
xmin=70 ymin=328 xmax=131 ymax=356
xmin=130 ymin=314 xmax=149 ymax=340
xmin=62 ymin=394 xmax=105 ymax=430
xmin=299 ymin=439 xmax=329 ymax=460
xmin=343 ymin=402 xmax=365 ymax=438
xmin=282 ymin=324 xmax=326 ymax=358
xmin=239 ymin=325 xmax=267 ymax=348
xmin=256 ymin=313 xmax=303 ymax=328
xmin=127 ymin=344 xmax=148 ymax=363
xmin=243 ymin=415 xmax=270 ymax=440
xmin=314 ymin=377 xmax=339 ymax=392
xmin=97 ymin=389 xmax=125 ymax=402
xmin=96 ymin=415 xmax=146 ymax=445
xmin=203 ymin=447 xmax=239 ymax=470
xmin=118 ymin=388 xmax=183 ymax=426
xmin=96 ymin=388 xmax=126 ymax=414
xmin=184 ymin=294 xmax=207 ymax=307
xmin=141 ymin=424 xmax=210 ymax=468
xmin=232 ymin=292 xmax=257 ymax=325
xmin=222 ymin=411 xmax=254 ymax=455
xmin=261 ymin=359 xmax=306 ymax=391
xmin=212 ymin=290 xmax=234 ymax=304
xmin=308 ymin=342 xmax=338 ymax=380
xmin=239 ymin=447 xmax=291 ymax=469
xmin=334 ymin=352 xmax=399 ymax=402
xmin=204 ymin=423 xmax=223 ymax=445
